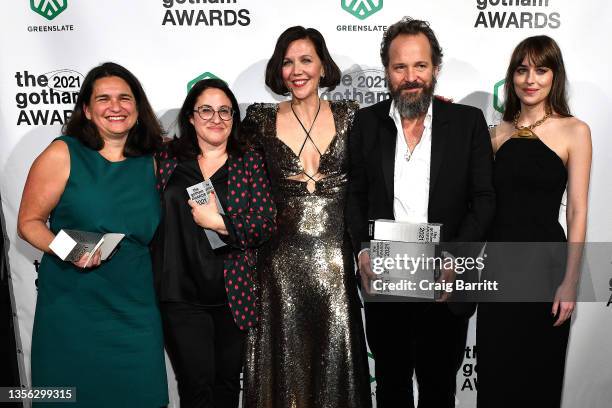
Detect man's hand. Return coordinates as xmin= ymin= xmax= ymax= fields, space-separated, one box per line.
xmin=358 ymin=250 xmax=378 ymax=295
xmin=436 ymin=260 xmax=456 ymax=302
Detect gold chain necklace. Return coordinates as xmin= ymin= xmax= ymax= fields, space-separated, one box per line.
xmin=512 ymin=109 xmax=552 ymax=139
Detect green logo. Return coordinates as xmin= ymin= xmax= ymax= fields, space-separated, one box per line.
xmin=493 ymin=78 xmax=505 ymax=113
xmin=342 ymin=0 xmax=383 ymax=20
xmin=187 ymin=72 xmax=220 ymax=92
xmin=367 ymin=352 xmax=376 ymax=383
xmin=30 ymin=0 xmax=68 ymax=21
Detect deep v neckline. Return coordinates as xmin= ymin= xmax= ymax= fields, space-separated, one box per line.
xmin=272 ymin=101 xmax=340 ymax=169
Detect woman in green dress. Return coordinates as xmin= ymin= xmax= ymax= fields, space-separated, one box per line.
xmin=18 ymin=62 xmax=168 ymax=407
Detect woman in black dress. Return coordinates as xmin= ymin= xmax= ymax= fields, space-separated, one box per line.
xmin=477 ymin=36 xmax=591 ymax=408
xmin=152 ymin=79 xmax=276 ymax=408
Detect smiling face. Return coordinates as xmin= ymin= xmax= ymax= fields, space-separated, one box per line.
xmin=189 ymin=87 xmax=233 ymax=151
xmin=386 ymin=33 xmax=438 ymax=119
xmin=281 ymin=38 xmax=324 ymax=101
xmin=84 ymin=76 xmax=138 ymax=141
xmin=513 ymin=55 xmax=554 ymax=108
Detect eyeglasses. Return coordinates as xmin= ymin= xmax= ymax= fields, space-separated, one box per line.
xmin=193 ymin=105 xmax=234 ymax=121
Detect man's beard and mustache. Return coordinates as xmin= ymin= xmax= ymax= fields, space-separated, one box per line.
xmin=389 ymin=76 xmax=437 ymax=119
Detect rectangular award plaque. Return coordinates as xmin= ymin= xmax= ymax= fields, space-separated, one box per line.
xmin=49 ymin=230 xmax=125 ymax=265
xmin=186 ymin=180 xmax=227 ymax=249
xmin=367 ymin=220 xmax=443 ymax=300
xmin=368 ymin=219 xmax=441 ymax=243
xmin=369 ymin=239 xmax=441 ymax=299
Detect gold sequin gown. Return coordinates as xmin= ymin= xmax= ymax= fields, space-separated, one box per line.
xmin=242 ymin=100 xmax=372 ymax=408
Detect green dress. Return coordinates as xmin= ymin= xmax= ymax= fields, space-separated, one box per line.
xmin=31 ymin=136 xmax=168 ymax=407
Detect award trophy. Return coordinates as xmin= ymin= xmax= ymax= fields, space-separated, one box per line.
xmin=369 ymin=220 xmax=442 ymax=300
xmin=186 ymin=179 xmax=227 ymax=249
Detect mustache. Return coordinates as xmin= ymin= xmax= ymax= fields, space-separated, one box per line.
xmin=396 ymin=81 xmax=425 ymax=91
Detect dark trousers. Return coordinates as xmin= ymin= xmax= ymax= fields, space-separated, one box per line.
xmin=364 ymin=302 xmax=468 ymax=408
xmin=161 ymin=302 xmax=246 ymax=408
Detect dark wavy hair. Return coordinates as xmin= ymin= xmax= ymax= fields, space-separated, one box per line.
xmin=265 ymin=26 xmax=341 ymax=96
xmin=503 ymin=35 xmax=571 ymax=122
xmin=170 ymin=78 xmax=245 ymax=160
xmin=380 ymin=17 xmax=443 ymax=69
xmin=62 ymin=62 xmax=162 ymax=156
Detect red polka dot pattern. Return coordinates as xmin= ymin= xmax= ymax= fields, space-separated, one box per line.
xmin=155 ymin=145 xmax=276 ymax=331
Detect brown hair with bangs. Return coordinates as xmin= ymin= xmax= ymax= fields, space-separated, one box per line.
xmin=265 ymin=26 xmax=341 ymax=96
xmin=503 ymin=35 xmax=572 ymax=122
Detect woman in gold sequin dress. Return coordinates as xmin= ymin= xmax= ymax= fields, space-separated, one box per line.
xmin=242 ymin=26 xmax=372 ymax=408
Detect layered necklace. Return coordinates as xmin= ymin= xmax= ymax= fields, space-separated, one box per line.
xmin=512 ymin=108 xmax=552 ymax=139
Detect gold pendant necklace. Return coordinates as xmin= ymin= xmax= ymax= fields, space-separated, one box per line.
xmin=512 ymin=109 xmax=552 ymax=139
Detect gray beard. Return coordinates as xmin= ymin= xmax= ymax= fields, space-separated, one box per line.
xmin=391 ymin=77 xmax=436 ymax=119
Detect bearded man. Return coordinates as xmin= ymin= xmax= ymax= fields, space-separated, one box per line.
xmin=346 ymin=17 xmax=495 ymax=408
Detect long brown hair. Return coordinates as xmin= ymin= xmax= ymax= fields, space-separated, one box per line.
xmin=502 ymin=35 xmax=571 ymax=122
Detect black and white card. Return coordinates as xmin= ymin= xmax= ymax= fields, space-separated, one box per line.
xmin=186 ymin=180 xmax=227 ymax=249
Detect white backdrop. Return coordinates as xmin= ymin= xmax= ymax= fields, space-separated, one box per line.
xmin=1 ymin=1 xmax=611 ymax=407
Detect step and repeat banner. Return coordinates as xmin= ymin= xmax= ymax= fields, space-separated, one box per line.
xmin=1 ymin=1 xmax=611 ymax=407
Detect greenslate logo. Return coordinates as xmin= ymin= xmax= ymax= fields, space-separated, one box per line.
xmin=30 ymin=0 xmax=68 ymax=21
xmin=493 ymin=79 xmax=505 ymax=113
xmin=342 ymin=0 xmax=383 ymax=20
xmin=187 ymin=72 xmax=220 ymax=92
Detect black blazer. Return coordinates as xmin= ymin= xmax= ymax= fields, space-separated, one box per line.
xmin=346 ymin=98 xmax=495 ymax=315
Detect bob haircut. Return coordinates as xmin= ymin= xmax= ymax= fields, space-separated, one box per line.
xmin=170 ymin=78 xmax=246 ymax=160
xmin=503 ymin=35 xmax=571 ymax=122
xmin=62 ymin=62 xmax=162 ymax=157
xmin=265 ymin=26 xmax=341 ymax=96
xmin=380 ymin=17 xmax=443 ymax=69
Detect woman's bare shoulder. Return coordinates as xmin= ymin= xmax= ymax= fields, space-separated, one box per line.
xmin=555 ymin=116 xmax=591 ymax=145
xmin=39 ymin=139 xmax=70 ymax=164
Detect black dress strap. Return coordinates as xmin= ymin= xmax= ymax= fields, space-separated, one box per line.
xmin=291 ymin=100 xmax=323 ymax=183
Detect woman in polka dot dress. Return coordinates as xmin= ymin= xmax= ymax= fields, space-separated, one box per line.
xmin=151 ymin=78 xmax=276 ymax=408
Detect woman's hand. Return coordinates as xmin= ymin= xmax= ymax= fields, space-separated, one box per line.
xmin=71 ymin=249 xmax=102 ymax=269
xmin=188 ymin=193 xmax=228 ymax=235
xmin=552 ymin=281 xmax=576 ymax=327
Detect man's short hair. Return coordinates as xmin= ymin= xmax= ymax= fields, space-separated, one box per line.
xmin=380 ymin=17 xmax=443 ymax=69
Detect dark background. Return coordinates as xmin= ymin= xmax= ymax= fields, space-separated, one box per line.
xmin=1 ymin=193 xmax=23 ymax=407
